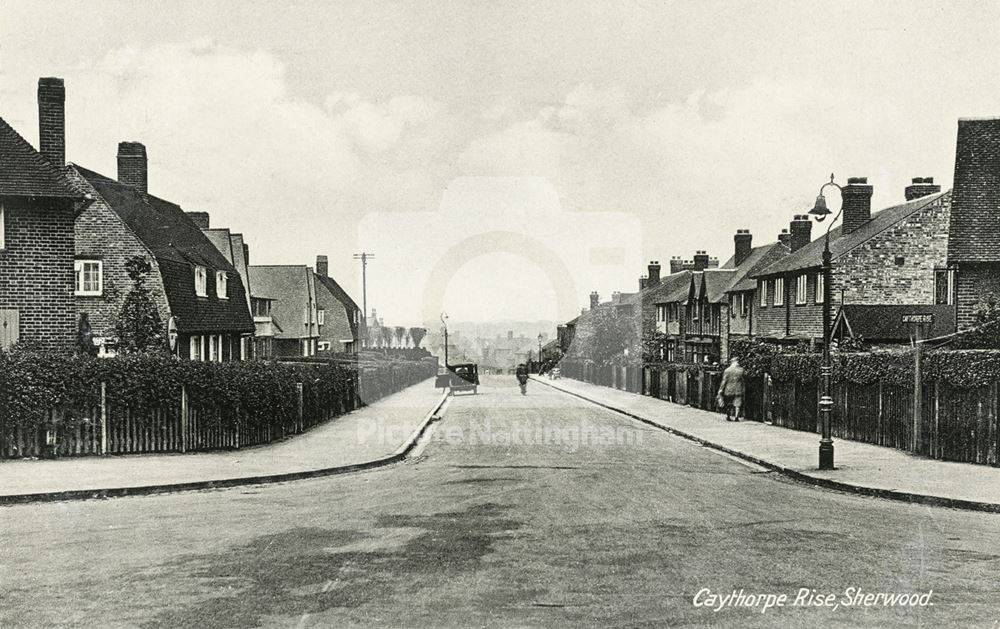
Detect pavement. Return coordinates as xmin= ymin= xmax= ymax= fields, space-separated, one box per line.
xmin=5 ymin=374 xmax=1000 ymax=628
xmin=534 ymin=375 xmax=1000 ymax=513
xmin=0 ymin=377 xmax=447 ymax=503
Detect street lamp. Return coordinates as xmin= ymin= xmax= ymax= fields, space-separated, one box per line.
xmin=807 ymin=173 xmax=845 ymax=471
xmin=537 ymin=333 xmax=543 ymax=373
xmin=440 ymin=312 xmax=449 ymax=369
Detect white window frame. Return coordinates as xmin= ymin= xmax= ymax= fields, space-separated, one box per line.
xmin=0 ymin=203 xmax=5 ymax=249
xmin=774 ymin=277 xmax=785 ymax=306
xmin=74 ymin=259 xmax=104 ymax=296
xmin=189 ymin=335 xmax=200 ymax=361
xmin=215 ymin=270 xmax=228 ymax=299
xmin=759 ymin=280 xmax=767 ymax=307
xmin=195 ymin=266 xmax=208 ymax=297
xmin=317 ymin=309 xmax=325 ymax=325
xmin=795 ymin=274 xmax=807 ymax=305
xmin=815 ymin=272 xmax=825 ymax=304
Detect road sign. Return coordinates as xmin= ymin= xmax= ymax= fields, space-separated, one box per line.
xmin=902 ymin=313 xmax=934 ymax=324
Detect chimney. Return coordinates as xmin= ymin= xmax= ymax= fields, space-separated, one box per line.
xmin=508 ymin=330 xmax=514 ymax=340
xmin=708 ymin=257 xmax=719 ymax=269
xmin=693 ymin=250 xmax=710 ymax=271
xmin=243 ymin=243 xmax=250 ymax=266
xmin=117 ymin=141 xmax=148 ymax=196
xmin=37 ymin=78 xmax=65 ymax=167
xmin=669 ymin=256 xmax=684 ymax=274
xmin=778 ymin=228 xmax=791 ymax=247
xmin=647 ymin=260 xmax=661 ymax=286
xmin=638 ymin=277 xmax=647 ymax=291
xmin=734 ymin=229 xmax=753 ymax=266
xmin=316 ymin=255 xmax=329 ymax=277
xmin=904 ymin=176 xmax=941 ymax=201
xmin=613 ymin=290 xmax=623 ymax=303
xmin=841 ymin=176 xmax=873 ymax=234
xmin=790 ymin=215 xmax=812 ymax=252
xmin=590 ymin=291 xmax=599 ymax=309
xmin=186 ymin=212 xmax=210 ymax=229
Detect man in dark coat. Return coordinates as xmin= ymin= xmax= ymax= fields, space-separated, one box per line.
xmin=515 ymin=363 xmax=529 ymax=395
xmin=718 ymin=357 xmax=746 ymax=421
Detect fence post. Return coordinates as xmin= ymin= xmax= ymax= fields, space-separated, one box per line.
xmin=180 ymin=385 xmax=188 ymax=453
xmin=100 ymin=381 xmax=108 ymax=455
xmin=296 ymin=382 xmax=304 ymax=433
xmin=913 ymin=329 xmax=924 ymax=453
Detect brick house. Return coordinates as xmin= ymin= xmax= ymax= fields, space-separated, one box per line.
xmin=313 ymin=255 xmax=361 ymax=354
xmin=751 ymin=177 xmax=953 ymax=345
xmin=947 ymin=118 xmax=1000 ymax=330
xmin=0 ymin=78 xmax=82 ymax=352
xmin=721 ymin=230 xmax=789 ymax=353
xmin=248 ymin=265 xmax=320 ymax=357
xmin=68 ymin=156 xmax=255 ymax=359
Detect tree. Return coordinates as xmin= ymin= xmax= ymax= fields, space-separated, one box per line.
xmin=115 ymin=256 xmax=166 ymax=355
xmin=956 ymin=293 xmax=1000 ymax=349
xmin=380 ymin=326 xmax=393 ymax=349
xmin=394 ymin=326 xmax=406 ymax=348
xmin=409 ymin=327 xmax=427 ymax=349
xmin=567 ymin=307 xmax=639 ymax=366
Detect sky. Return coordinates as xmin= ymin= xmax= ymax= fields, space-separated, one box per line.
xmin=3 ymin=1 xmax=999 ymax=328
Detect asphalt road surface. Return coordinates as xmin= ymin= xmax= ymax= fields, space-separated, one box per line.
xmin=3 ymin=375 xmax=1000 ymax=628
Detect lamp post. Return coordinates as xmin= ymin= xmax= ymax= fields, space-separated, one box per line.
xmin=807 ymin=173 xmax=845 ymax=471
xmin=440 ymin=312 xmax=449 ymax=370
xmin=537 ymin=334 xmax=543 ymax=373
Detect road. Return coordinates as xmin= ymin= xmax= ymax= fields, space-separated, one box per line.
xmin=2 ymin=375 xmax=1000 ymax=628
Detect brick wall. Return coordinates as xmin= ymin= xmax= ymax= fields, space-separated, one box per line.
xmin=68 ymin=169 xmax=171 ymax=340
xmin=836 ymin=194 xmax=951 ymax=305
xmin=956 ymin=264 xmax=1000 ymax=329
xmin=0 ymin=197 xmax=76 ymax=353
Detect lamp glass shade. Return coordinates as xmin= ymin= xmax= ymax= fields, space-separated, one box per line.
xmin=809 ymin=193 xmax=831 ymax=220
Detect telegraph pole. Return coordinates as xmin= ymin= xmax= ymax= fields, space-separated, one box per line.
xmin=353 ymin=252 xmax=374 ymax=346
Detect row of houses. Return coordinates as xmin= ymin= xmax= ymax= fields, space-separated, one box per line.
xmin=558 ymin=115 xmax=1000 ymax=368
xmin=0 ymin=77 xmax=363 ymax=359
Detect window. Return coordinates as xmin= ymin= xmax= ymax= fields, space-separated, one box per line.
xmin=895 ymin=256 xmax=905 ymax=266
xmin=252 ymin=298 xmax=271 ymax=317
xmin=0 ymin=203 xmax=5 ymax=248
xmin=190 ymin=335 xmax=201 ymax=361
xmin=208 ymin=335 xmax=219 ymax=362
xmin=935 ymin=269 xmax=955 ymax=305
xmin=815 ymin=272 xmax=825 ymax=304
xmin=774 ymin=278 xmax=785 ymax=306
xmin=656 ymin=304 xmax=667 ymax=322
xmin=740 ymin=293 xmax=750 ymax=317
xmin=215 ymin=271 xmax=228 ymax=299
xmin=759 ymin=280 xmax=767 ymax=307
xmin=74 ymin=260 xmax=103 ymax=296
xmin=317 ymin=309 xmax=325 ymax=325
xmin=795 ymin=274 xmax=807 ymax=305
xmin=195 ymin=266 xmax=208 ymax=297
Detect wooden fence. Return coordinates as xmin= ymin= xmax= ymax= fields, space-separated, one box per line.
xmin=1 ymin=361 xmax=433 ymax=460
xmin=563 ymin=360 xmax=1000 ymax=467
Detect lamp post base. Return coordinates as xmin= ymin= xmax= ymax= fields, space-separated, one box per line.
xmin=819 ymin=439 xmax=835 ymax=470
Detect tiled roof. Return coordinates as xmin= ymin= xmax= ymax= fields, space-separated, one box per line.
xmin=948 ymin=118 xmax=1000 ymax=262
xmin=0 ymin=117 xmax=79 ymax=198
xmin=702 ymin=269 xmax=738 ymax=303
xmin=73 ymin=164 xmax=253 ymax=334
xmin=833 ymin=304 xmax=956 ymax=341
xmin=754 ymin=191 xmax=949 ymax=277
xmin=726 ymin=242 xmax=791 ymax=292
xmin=249 ymin=265 xmax=315 ymax=340
xmin=314 ymin=273 xmax=360 ymax=338
xmin=647 ymin=270 xmax=693 ymax=305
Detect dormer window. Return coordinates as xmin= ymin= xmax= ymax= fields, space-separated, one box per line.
xmin=195 ymin=266 xmax=208 ymax=297
xmin=216 ymin=271 xmax=228 ymax=299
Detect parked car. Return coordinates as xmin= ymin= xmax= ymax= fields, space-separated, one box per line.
xmin=434 ymin=363 xmax=479 ymax=394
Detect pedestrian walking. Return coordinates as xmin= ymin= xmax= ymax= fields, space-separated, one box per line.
xmin=515 ymin=363 xmax=529 ymax=395
xmin=717 ymin=357 xmax=746 ymax=421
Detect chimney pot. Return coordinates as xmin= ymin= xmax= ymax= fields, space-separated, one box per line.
xmin=117 ymin=141 xmax=148 ymax=197
xmin=904 ymin=175 xmax=941 ymax=201
xmin=693 ymin=251 xmax=710 ymax=271
xmin=841 ymin=176 xmax=874 ymax=234
xmin=37 ymin=77 xmax=65 ymax=167
xmin=734 ymin=229 xmax=753 ymax=266
xmin=647 ymin=260 xmax=661 ymax=286
xmin=790 ymin=215 xmax=813 ymax=252
xmin=316 ymin=255 xmax=329 ymax=277
xmin=589 ymin=291 xmax=599 ymax=309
